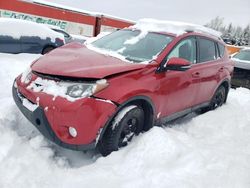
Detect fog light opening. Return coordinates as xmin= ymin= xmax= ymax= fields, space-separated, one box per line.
xmin=69 ymin=127 xmax=77 ymax=138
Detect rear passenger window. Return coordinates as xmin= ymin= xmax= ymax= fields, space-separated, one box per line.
xmin=218 ymin=43 xmax=225 ymax=58
xmin=199 ymin=38 xmax=216 ymax=62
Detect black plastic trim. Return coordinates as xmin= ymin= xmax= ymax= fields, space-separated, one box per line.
xmin=97 ymin=95 xmax=156 ymax=142
xmin=159 ymin=102 xmax=210 ymax=125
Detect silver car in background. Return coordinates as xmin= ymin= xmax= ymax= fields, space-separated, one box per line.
xmin=231 ymin=48 xmax=250 ymax=89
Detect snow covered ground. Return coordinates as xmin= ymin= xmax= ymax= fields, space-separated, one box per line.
xmin=0 ymin=53 xmax=250 ymax=188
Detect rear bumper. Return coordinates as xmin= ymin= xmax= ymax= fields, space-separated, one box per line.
xmin=12 ymin=83 xmax=116 ymax=150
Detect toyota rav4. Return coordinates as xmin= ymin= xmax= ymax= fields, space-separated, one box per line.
xmin=13 ymin=19 xmax=234 ymax=156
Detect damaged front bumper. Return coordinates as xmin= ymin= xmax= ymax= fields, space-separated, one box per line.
xmin=12 ymin=81 xmax=117 ymax=151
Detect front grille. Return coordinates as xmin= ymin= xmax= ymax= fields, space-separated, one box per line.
xmin=32 ymin=71 xmax=61 ymax=81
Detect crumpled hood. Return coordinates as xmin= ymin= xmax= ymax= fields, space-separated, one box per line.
xmin=31 ymin=43 xmax=146 ymax=79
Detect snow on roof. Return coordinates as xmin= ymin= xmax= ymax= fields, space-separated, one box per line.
xmin=0 ymin=18 xmax=64 ymax=41
xmin=24 ymin=0 xmax=135 ymax=24
xmin=131 ymin=18 xmax=222 ymax=38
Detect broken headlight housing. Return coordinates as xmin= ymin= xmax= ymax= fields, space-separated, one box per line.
xmin=66 ymin=79 xmax=109 ymax=98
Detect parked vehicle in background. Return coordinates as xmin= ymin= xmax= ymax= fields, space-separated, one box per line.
xmin=50 ymin=27 xmax=73 ymax=44
xmin=0 ymin=0 xmax=134 ymax=37
xmin=48 ymin=26 xmax=87 ymax=44
xmin=13 ymin=19 xmax=234 ymax=156
xmin=0 ymin=18 xmax=65 ymax=54
xmin=223 ymin=37 xmax=237 ymax=45
xmin=231 ymin=49 xmax=250 ymax=89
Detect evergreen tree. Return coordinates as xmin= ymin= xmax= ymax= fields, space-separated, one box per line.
xmin=205 ymin=17 xmax=250 ymax=46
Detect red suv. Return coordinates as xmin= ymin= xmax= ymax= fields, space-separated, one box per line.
xmin=13 ymin=20 xmax=234 ymax=156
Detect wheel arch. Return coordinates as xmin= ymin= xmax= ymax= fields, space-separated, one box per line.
xmin=98 ymin=95 xmax=156 ymax=143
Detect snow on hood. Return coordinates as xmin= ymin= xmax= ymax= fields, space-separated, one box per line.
xmin=131 ymin=18 xmax=221 ymax=38
xmin=0 ymin=18 xmax=64 ymax=42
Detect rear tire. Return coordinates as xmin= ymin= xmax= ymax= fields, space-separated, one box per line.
xmin=98 ymin=105 xmax=144 ymax=156
xmin=197 ymin=85 xmax=227 ymax=114
xmin=209 ymin=85 xmax=226 ymax=110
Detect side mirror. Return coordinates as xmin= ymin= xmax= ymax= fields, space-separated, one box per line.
xmin=162 ymin=57 xmax=191 ymax=71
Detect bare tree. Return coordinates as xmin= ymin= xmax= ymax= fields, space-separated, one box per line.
xmin=205 ymin=16 xmax=224 ymax=31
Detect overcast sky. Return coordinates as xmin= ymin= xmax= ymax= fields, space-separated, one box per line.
xmin=44 ymin=0 xmax=250 ymax=27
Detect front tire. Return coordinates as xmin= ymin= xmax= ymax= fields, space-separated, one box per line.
xmin=98 ymin=105 xmax=144 ymax=156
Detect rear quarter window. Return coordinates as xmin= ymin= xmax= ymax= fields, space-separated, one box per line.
xmin=198 ymin=38 xmax=216 ymax=63
xmin=218 ymin=43 xmax=225 ymax=58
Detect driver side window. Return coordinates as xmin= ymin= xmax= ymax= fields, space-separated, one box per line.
xmin=167 ymin=38 xmax=197 ymax=64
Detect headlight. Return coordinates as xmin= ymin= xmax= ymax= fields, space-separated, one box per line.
xmin=66 ymin=79 xmax=109 ymax=98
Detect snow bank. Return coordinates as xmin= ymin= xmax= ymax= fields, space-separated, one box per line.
xmin=0 ymin=53 xmax=41 ymax=99
xmin=1 ymin=53 xmax=250 ymax=188
xmin=0 ymin=18 xmax=64 ymax=42
xmin=132 ymin=18 xmax=222 ymax=37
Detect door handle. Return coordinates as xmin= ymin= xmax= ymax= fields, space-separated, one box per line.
xmin=192 ymin=72 xmax=200 ymax=78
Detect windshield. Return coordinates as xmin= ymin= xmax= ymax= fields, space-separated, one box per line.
xmin=234 ymin=50 xmax=250 ymax=62
xmin=91 ymin=30 xmax=173 ymax=62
